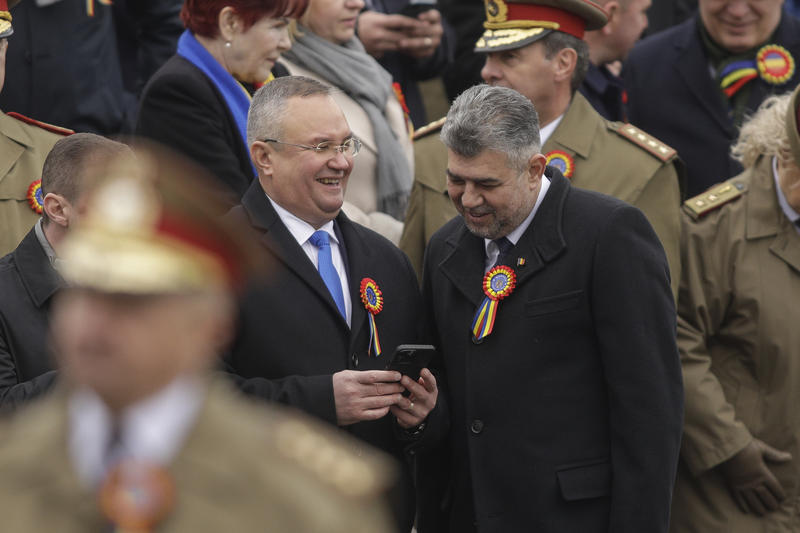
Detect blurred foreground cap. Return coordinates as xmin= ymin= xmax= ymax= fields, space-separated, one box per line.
xmin=58 ymin=143 xmax=263 ymax=294
xmin=0 ymin=0 xmax=20 ymax=39
xmin=475 ymin=0 xmax=607 ymax=53
xmin=788 ymin=84 xmax=800 ymax=165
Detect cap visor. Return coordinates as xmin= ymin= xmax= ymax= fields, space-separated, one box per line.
xmin=475 ymin=27 xmax=551 ymax=53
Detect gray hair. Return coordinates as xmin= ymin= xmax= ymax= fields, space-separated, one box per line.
xmin=441 ymin=84 xmax=541 ymax=171
xmin=247 ymin=76 xmax=332 ymax=146
xmin=542 ymin=31 xmax=590 ymax=94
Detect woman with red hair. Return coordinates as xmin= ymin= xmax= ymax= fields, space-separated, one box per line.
xmin=136 ymin=0 xmax=307 ymax=206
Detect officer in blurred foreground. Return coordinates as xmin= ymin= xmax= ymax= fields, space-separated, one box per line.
xmin=0 ymin=145 xmax=397 ymax=533
xmin=671 ymin=84 xmax=800 ymax=533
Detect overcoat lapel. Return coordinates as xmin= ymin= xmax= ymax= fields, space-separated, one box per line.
xmin=241 ymin=182 xmax=348 ymax=327
xmin=673 ymin=20 xmax=736 ymax=137
xmin=335 ymin=215 xmax=369 ymax=352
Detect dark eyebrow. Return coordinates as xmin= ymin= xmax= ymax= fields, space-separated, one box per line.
xmin=446 ymin=169 xmax=502 ymax=185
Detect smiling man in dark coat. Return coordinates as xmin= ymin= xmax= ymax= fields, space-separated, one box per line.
xmin=224 ymin=76 xmax=445 ymax=533
xmin=419 ymin=83 xmax=683 ymax=533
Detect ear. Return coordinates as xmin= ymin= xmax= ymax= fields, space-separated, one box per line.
xmin=43 ymin=193 xmax=73 ymax=228
xmin=552 ymin=47 xmax=577 ymax=85
xmin=250 ymin=141 xmax=276 ymax=187
xmin=602 ymin=1 xmax=621 ymax=34
xmin=526 ymin=153 xmax=547 ymax=189
xmin=217 ymin=6 xmax=241 ymax=42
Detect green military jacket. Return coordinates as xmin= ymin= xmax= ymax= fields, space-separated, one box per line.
xmin=0 ymin=112 xmax=70 ymax=256
xmin=670 ymin=158 xmax=800 ymax=533
xmin=400 ymin=93 xmax=684 ymax=299
xmin=0 ymin=381 xmax=398 ymax=533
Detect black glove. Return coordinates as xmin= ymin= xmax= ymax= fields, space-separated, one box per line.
xmin=719 ymin=438 xmax=792 ymax=516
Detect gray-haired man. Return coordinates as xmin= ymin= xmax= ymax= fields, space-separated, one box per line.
xmin=418 ymin=84 xmax=683 ymax=533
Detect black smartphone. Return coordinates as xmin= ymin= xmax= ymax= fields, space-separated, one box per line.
xmin=400 ymin=2 xmax=436 ymax=18
xmin=385 ymin=344 xmax=435 ymax=382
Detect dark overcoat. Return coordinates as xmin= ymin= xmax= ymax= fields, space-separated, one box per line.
xmin=225 ymin=180 xmax=447 ymax=531
xmin=0 ymin=228 xmax=58 ymax=409
xmin=624 ymin=14 xmax=800 ymax=197
xmin=419 ymin=169 xmax=683 ymax=533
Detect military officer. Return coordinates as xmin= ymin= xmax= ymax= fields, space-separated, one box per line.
xmin=400 ymin=0 xmax=685 ymax=301
xmin=0 ymin=145 xmax=398 ymax=533
xmin=670 ymin=84 xmax=800 ymax=532
xmin=0 ymin=0 xmax=72 ymax=256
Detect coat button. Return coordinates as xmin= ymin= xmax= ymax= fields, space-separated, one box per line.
xmin=351 ymin=352 xmax=359 ymax=368
xmin=470 ymin=419 xmax=484 ymax=434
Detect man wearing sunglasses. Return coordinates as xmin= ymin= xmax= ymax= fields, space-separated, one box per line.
xmin=224 ymin=75 xmax=445 ymax=533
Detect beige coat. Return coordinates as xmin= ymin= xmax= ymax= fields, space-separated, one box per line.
xmin=670 ymin=158 xmax=800 ymax=532
xmin=0 ymin=112 xmax=69 ymax=256
xmin=0 ymin=381 xmax=398 ymax=533
xmin=281 ymin=59 xmax=413 ymax=244
xmin=400 ymin=93 xmax=684 ymax=299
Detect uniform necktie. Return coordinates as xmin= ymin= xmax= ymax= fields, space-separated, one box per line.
xmin=492 ymin=237 xmax=514 ymax=268
xmin=309 ymin=230 xmax=346 ymax=319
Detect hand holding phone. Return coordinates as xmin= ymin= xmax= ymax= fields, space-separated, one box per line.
xmin=385 ymin=344 xmax=435 ymax=382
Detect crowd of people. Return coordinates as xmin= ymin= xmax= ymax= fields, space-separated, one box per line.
xmin=0 ymin=0 xmax=799 ymax=532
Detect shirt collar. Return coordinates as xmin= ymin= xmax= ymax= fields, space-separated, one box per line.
xmin=484 ymin=176 xmax=551 ymax=255
xmin=540 ymin=116 xmax=563 ymax=146
xmin=34 ymin=218 xmax=57 ymax=265
xmin=772 ymin=156 xmax=800 ymax=228
xmin=69 ymin=377 xmax=204 ymax=487
xmin=267 ymin=194 xmax=339 ymax=246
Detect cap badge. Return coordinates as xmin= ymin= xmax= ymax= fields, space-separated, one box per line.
xmin=485 ymin=0 xmax=509 ymax=24
xmin=545 ymin=150 xmax=575 ymax=178
xmin=360 ymin=278 xmax=384 ymax=357
xmin=26 ymin=179 xmax=44 ymax=215
xmin=472 ymin=265 xmax=516 ymax=341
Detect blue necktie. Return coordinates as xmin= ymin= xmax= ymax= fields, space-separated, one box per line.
xmin=309 ymin=230 xmax=347 ymax=319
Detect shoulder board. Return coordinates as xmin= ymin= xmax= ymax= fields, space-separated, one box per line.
xmin=413 ymin=117 xmax=446 ymax=141
xmin=612 ymin=123 xmax=676 ymax=162
xmin=274 ymin=419 xmax=392 ymax=497
xmin=682 ymin=181 xmax=745 ymax=220
xmin=6 ymin=112 xmax=73 ymax=136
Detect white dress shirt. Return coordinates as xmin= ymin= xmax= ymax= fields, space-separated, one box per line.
xmin=267 ymin=196 xmax=352 ymax=326
xmin=539 ymin=115 xmax=564 ymax=146
xmin=484 ymin=177 xmax=551 ymax=271
xmin=69 ymin=377 xmax=204 ymax=488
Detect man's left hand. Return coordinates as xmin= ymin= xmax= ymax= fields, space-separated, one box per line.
xmin=391 ymin=368 xmax=438 ymax=428
xmin=398 ymin=9 xmax=443 ymax=59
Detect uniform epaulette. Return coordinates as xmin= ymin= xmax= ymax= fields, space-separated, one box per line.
xmin=682 ymin=181 xmax=746 ymax=220
xmin=413 ymin=117 xmax=446 ymax=141
xmin=612 ymin=123 xmax=676 ymax=162
xmin=274 ymin=419 xmax=391 ymax=497
xmin=7 ymin=112 xmax=73 ymax=136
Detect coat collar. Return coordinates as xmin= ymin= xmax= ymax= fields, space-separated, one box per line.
xmin=439 ymin=168 xmax=569 ymax=306
xmin=240 ymin=180 xmax=368 ymax=344
xmin=744 ymin=157 xmax=800 ymax=272
xmin=13 ymin=227 xmax=62 ymax=308
xmin=544 ymin=92 xmax=602 ymax=160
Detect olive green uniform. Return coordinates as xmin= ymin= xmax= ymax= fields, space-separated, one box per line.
xmin=0 ymin=112 xmax=69 ymax=256
xmin=0 ymin=382 xmax=398 ymax=533
xmin=670 ymin=158 xmax=800 ymax=533
xmin=400 ymin=93 xmax=684 ymax=299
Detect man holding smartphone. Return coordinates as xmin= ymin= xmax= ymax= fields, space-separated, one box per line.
xmin=225 ymin=76 xmax=444 ymax=533
xmin=419 ymin=84 xmax=682 ymax=532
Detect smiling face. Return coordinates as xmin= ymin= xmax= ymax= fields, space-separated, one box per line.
xmin=301 ymin=0 xmax=365 ymax=45
xmin=227 ymin=16 xmax=292 ymax=84
xmin=446 ymin=148 xmax=545 ymax=240
xmin=698 ymin=0 xmax=783 ymax=53
xmin=256 ymin=95 xmax=354 ymax=228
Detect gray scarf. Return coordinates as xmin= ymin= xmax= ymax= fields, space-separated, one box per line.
xmin=283 ymin=25 xmax=411 ymax=220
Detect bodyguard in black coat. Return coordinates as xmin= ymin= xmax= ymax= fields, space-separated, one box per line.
xmin=0 ymin=227 xmax=58 ymax=409
xmin=624 ymin=12 xmax=800 ymax=196
xmin=419 ymin=85 xmax=683 ymax=533
xmin=225 ymin=77 xmax=445 ymax=532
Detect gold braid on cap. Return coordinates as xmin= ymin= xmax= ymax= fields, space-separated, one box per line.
xmin=484 ymin=20 xmax=560 ymax=30
xmin=0 ymin=11 xmax=11 ymax=22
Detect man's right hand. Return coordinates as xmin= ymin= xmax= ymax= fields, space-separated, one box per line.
xmin=357 ymin=11 xmax=423 ymax=59
xmin=332 ymin=370 xmax=404 ymax=426
xmin=719 ymin=438 xmax=792 ymax=516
